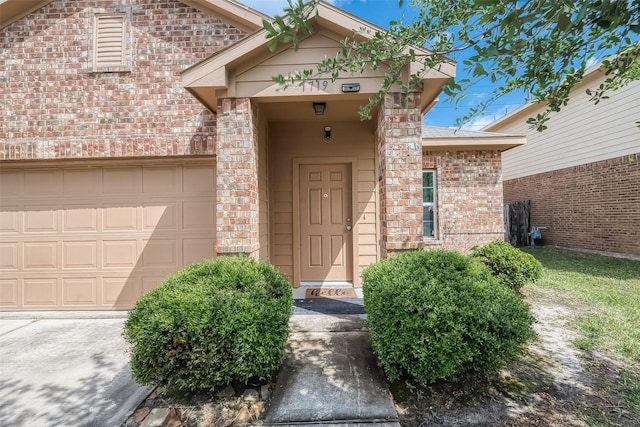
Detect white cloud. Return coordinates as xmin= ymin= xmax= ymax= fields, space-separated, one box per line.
xmin=460 ymin=115 xmax=495 ymax=131
xmin=461 ymin=103 xmax=524 ymax=130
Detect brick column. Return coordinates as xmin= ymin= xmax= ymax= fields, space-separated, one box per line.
xmin=215 ymin=98 xmax=260 ymax=256
xmin=377 ymin=93 xmax=423 ymax=257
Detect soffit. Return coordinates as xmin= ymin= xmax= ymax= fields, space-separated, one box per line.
xmin=0 ymin=0 xmax=53 ymax=29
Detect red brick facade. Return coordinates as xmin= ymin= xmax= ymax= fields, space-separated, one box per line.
xmin=0 ymin=0 xmax=246 ymax=160
xmin=423 ymin=150 xmax=505 ymax=252
xmin=0 ymin=0 xmax=510 ymax=288
xmin=215 ymin=98 xmax=260 ymax=256
xmin=377 ymin=93 xmax=424 ymax=256
xmin=504 ymin=154 xmax=640 ymax=256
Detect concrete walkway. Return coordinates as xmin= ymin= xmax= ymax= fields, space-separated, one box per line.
xmin=0 ymin=312 xmax=151 ymax=427
xmin=264 ymin=314 xmax=400 ymax=426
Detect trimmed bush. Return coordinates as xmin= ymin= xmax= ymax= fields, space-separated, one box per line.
xmin=471 ymin=239 xmax=543 ymax=291
xmin=362 ymin=250 xmax=535 ymax=385
xmin=124 ymin=256 xmax=293 ymax=392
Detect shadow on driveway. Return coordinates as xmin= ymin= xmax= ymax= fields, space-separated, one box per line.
xmin=0 ymin=315 xmax=151 ymax=427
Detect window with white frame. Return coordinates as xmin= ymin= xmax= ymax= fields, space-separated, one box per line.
xmin=423 ymin=170 xmax=436 ymax=238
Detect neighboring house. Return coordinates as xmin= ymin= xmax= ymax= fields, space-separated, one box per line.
xmin=486 ymin=66 xmax=640 ymax=257
xmin=0 ymin=0 xmax=523 ymax=311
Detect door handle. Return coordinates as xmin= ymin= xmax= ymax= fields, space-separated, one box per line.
xmin=346 ymin=225 xmax=352 ymax=231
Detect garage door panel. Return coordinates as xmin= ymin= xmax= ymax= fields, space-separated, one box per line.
xmin=103 ymin=240 xmax=138 ymax=268
xmin=103 ymin=206 xmax=137 ymax=231
xmin=103 ymin=277 xmax=139 ymax=307
xmin=183 ymin=201 xmax=214 ymax=229
xmin=0 ymin=209 xmax=19 ymax=233
xmin=0 ymin=243 xmax=18 ymax=270
xmin=103 ymin=167 xmax=140 ymax=194
xmin=183 ymin=238 xmax=215 ymax=265
xmin=143 ymin=167 xmax=177 ymax=193
xmin=143 ymin=203 xmax=177 ymax=231
xmin=24 ymin=169 xmax=62 ymax=195
xmin=64 ymin=169 xmax=101 ymax=195
xmin=62 ymin=241 xmax=97 ymax=269
xmin=24 ymin=242 xmax=57 ymax=269
xmin=183 ymin=166 xmax=215 ymax=193
xmin=63 ymin=206 xmax=97 ymax=232
xmin=23 ymin=278 xmax=57 ymax=306
xmin=62 ymin=278 xmax=97 ymax=306
xmin=141 ymin=239 xmax=177 ymax=267
xmin=1 ymin=162 xmax=216 ymax=310
xmin=0 ymin=170 xmax=24 ymax=195
xmin=0 ymin=279 xmax=18 ymax=307
xmin=24 ymin=207 xmax=58 ymax=233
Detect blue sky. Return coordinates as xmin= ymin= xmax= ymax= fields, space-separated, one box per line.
xmin=241 ymin=0 xmax=529 ymax=129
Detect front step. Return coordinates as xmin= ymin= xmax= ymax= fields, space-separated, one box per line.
xmin=263 ymin=331 xmax=399 ymax=426
xmin=289 ymin=314 xmax=367 ymax=332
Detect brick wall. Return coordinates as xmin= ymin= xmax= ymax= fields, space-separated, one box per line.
xmin=215 ymin=98 xmax=260 ymax=256
xmin=376 ymin=93 xmax=423 ymax=257
xmin=504 ymin=154 xmax=640 ymax=256
xmin=423 ymin=150 xmax=505 ymax=253
xmin=0 ymin=0 xmax=246 ymax=160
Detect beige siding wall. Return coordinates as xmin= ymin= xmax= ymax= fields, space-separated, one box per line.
xmin=493 ymin=75 xmax=640 ymax=180
xmin=269 ymin=120 xmax=377 ymax=285
xmin=258 ymin=113 xmax=269 ymax=261
xmin=233 ymin=31 xmax=389 ymax=98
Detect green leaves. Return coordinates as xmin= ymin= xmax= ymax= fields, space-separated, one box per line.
xmin=263 ymin=0 xmax=639 ymax=128
xmin=124 ymin=257 xmax=293 ymax=392
xmin=363 ymin=250 xmax=535 ymax=385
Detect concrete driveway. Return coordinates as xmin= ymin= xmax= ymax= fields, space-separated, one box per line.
xmin=0 ymin=312 xmax=151 ymax=427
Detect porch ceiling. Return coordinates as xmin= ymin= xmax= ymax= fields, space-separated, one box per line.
xmin=259 ymin=99 xmax=376 ymax=123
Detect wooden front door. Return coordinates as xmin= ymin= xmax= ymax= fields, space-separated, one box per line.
xmin=299 ymin=163 xmax=353 ymax=282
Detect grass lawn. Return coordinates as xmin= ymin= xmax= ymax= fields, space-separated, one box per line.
xmin=523 ymin=247 xmax=640 ymax=419
xmin=522 ymin=247 xmax=640 ymax=364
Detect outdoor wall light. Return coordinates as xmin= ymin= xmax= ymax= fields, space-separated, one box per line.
xmin=313 ymin=102 xmax=326 ymax=115
xmin=324 ymin=126 xmax=332 ymax=139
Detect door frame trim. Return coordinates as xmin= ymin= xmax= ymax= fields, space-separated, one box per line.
xmin=292 ymin=157 xmax=359 ymax=288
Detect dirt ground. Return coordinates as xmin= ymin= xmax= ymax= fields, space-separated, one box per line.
xmin=394 ymin=289 xmax=640 ymax=426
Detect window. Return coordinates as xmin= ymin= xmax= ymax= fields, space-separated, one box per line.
xmin=423 ymin=170 xmax=436 ymax=237
xmin=94 ymin=13 xmax=126 ymax=70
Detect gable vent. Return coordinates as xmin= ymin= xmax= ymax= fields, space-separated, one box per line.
xmin=95 ymin=14 xmax=125 ymax=68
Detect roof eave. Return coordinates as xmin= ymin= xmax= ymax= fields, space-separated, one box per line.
xmin=422 ymin=135 xmax=526 ymax=152
xmin=180 ymin=0 xmax=268 ymax=32
xmin=0 ymin=0 xmax=53 ymax=30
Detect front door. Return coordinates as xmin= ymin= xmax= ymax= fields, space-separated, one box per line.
xmin=299 ymin=163 xmax=353 ymax=282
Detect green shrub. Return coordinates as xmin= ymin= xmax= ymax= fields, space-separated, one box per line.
xmin=471 ymin=240 xmax=543 ymax=291
xmin=123 ymin=256 xmax=293 ymax=392
xmin=362 ymin=250 xmax=535 ymax=385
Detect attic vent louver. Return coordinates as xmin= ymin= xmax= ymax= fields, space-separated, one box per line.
xmin=94 ymin=14 xmax=125 ymax=68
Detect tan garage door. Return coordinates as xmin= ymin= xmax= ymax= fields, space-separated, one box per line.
xmin=0 ymin=162 xmax=216 ymax=310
